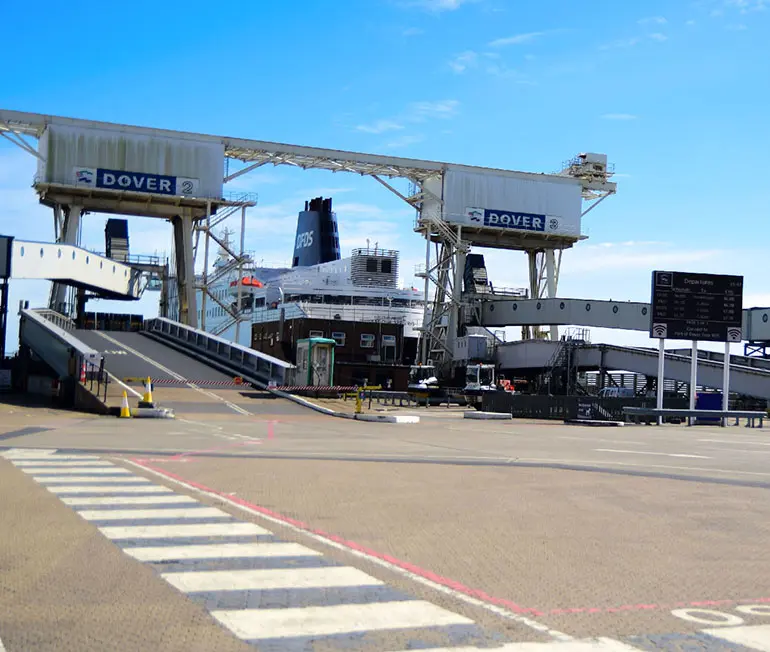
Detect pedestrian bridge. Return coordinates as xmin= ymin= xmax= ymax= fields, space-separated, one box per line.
xmin=3 ymin=236 xmax=143 ymax=299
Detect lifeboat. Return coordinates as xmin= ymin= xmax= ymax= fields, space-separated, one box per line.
xmin=229 ymin=276 xmax=264 ymax=288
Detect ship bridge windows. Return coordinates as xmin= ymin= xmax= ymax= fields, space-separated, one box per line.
xmin=381 ymin=259 xmax=392 ymax=274
xmin=366 ymin=258 xmax=378 ymax=273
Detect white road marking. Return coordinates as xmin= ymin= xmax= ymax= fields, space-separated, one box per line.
xmin=126 ymin=459 xmax=573 ymax=641
xmin=594 ymin=449 xmax=711 ymax=459
xmin=76 ymin=507 xmax=230 ymax=521
xmin=1 ymin=448 xmax=58 ymax=458
xmin=46 ymin=484 xmax=173 ymax=494
xmin=212 ymin=600 xmax=473 ymax=640
xmin=521 ymin=456 xmax=770 ymax=478
xmin=20 ymin=467 xmax=131 ymax=475
xmin=390 ymin=640 xmax=643 ymax=651
xmin=670 ymin=608 xmax=744 ymax=626
xmin=702 ymin=625 xmax=770 ymax=651
xmin=60 ymin=495 xmax=197 ymax=506
xmin=36 ymin=476 xmax=150 ymax=484
xmin=0 ymin=634 xmax=5 ymax=652
xmin=699 ymin=438 xmax=770 ymax=446
xmin=95 ymin=331 xmax=251 ymax=415
xmin=98 ymin=522 xmax=271 ymax=539
xmin=558 ymin=436 xmax=645 ymax=445
xmin=163 ymin=566 xmax=382 ymax=593
xmin=124 ymin=542 xmax=322 ymax=562
xmin=12 ymin=460 xmax=114 ymax=467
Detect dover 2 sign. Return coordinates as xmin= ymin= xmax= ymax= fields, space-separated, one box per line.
xmin=74 ymin=167 xmax=200 ymax=197
xmin=650 ymin=270 xmax=744 ymax=343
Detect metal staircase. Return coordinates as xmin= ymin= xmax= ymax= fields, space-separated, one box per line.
xmin=541 ymin=328 xmax=591 ymax=395
xmin=414 ymin=212 xmax=470 ymax=372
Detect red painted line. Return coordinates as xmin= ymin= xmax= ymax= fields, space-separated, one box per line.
xmin=127 ymin=459 xmax=770 ymax=622
xmin=267 ymin=420 xmax=275 ymax=440
xmin=129 ymin=459 xmax=541 ymax=616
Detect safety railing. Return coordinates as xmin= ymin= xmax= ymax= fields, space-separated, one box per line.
xmin=144 ymin=316 xmax=293 ymax=386
xmin=21 ymin=309 xmax=109 ymax=401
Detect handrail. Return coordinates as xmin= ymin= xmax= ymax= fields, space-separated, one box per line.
xmin=23 ymin=309 xmax=100 ymax=363
xmin=144 ymin=316 xmax=293 ymax=386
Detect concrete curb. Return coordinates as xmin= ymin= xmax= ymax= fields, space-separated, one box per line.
xmin=354 ymin=414 xmax=420 ymax=424
xmin=563 ymin=419 xmax=625 ymax=427
xmin=273 ymin=390 xmax=420 ymax=423
xmin=463 ymin=411 xmax=512 ymax=420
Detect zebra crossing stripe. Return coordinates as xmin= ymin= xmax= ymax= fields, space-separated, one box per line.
xmin=98 ymin=522 xmax=270 ymax=539
xmin=211 ymin=600 xmax=473 ymax=640
xmin=123 ymin=542 xmax=322 ymax=562
xmin=163 ymin=566 xmax=384 ymax=593
xmin=701 ymin=625 xmax=770 ymax=651
xmin=389 ymin=640 xmax=643 ymax=651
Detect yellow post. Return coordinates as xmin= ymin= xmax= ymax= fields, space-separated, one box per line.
xmin=119 ymin=391 xmax=131 ymax=418
xmin=355 ymin=387 xmax=363 ymax=414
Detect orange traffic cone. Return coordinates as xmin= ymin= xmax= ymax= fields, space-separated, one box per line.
xmin=80 ymin=361 xmax=87 ymax=383
xmin=119 ymin=391 xmax=132 ymax=418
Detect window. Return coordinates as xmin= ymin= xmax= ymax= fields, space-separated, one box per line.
xmin=366 ymin=258 xmax=378 ymax=273
xmin=360 ymin=333 xmax=375 ymax=349
xmin=382 ymin=335 xmax=396 ymax=346
xmin=332 ymin=331 xmax=346 ymax=346
xmin=381 ymin=259 xmax=392 ymax=274
xmin=309 ymin=330 xmax=324 ymax=338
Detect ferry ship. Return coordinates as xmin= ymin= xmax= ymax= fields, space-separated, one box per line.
xmin=171 ymin=197 xmax=425 ymax=379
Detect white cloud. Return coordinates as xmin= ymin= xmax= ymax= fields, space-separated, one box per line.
xmin=355 ymin=119 xmax=405 ymax=134
xmin=402 ymin=27 xmax=424 ymax=36
xmin=599 ymin=37 xmax=642 ymax=50
xmin=638 ymin=16 xmax=667 ymax=25
xmin=353 ymin=100 xmax=459 ymax=139
xmin=448 ymin=50 xmax=478 ymax=73
xmin=601 ymin=113 xmax=638 ymax=120
xmin=404 ymin=0 xmax=477 ymax=12
xmin=686 ymin=19 xmax=697 ymax=25
xmin=409 ymin=99 xmax=459 ymax=120
xmin=648 ymin=32 xmax=669 ymax=41
xmin=726 ymin=22 xmax=749 ymax=29
xmin=489 ymin=31 xmax=546 ymax=47
xmin=384 ymin=134 xmax=425 ymax=149
xmin=725 ymin=0 xmax=768 ymax=13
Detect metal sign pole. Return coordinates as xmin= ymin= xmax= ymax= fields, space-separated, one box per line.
xmin=656 ymin=338 xmax=665 ymax=426
xmin=722 ymin=341 xmax=731 ymax=427
xmin=689 ymin=340 xmax=698 ymax=425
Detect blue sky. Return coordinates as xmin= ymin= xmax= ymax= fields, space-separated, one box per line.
xmin=2 ymin=0 xmax=769 ymax=351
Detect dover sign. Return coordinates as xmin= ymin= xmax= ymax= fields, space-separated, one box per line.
xmin=650 ymin=270 xmax=744 ymax=343
xmin=464 ymin=207 xmax=554 ymax=234
xmin=74 ymin=167 xmax=200 ymax=197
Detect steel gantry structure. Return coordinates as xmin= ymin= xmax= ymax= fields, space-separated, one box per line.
xmin=1 ymin=109 xmax=614 ymax=368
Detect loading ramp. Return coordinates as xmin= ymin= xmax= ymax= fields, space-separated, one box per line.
xmin=16 ymin=309 xmax=295 ymax=414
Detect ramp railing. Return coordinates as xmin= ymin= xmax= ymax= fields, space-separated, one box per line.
xmin=144 ymin=317 xmax=293 ymax=386
xmin=19 ymin=309 xmax=109 ymax=402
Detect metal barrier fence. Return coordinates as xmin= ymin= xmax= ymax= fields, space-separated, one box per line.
xmin=144 ymin=317 xmax=293 ymax=386
xmin=482 ymin=393 xmax=688 ymax=421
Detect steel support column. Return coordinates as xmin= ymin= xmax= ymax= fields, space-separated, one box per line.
xmin=50 ymin=203 xmax=82 ymax=315
xmin=172 ymin=215 xmax=198 ymax=328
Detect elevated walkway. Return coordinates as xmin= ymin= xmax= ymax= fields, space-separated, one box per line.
xmin=477 ymin=297 xmax=770 ymax=342
xmin=4 ymin=236 xmax=143 ymax=299
xmin=496 ymin=340 xmax=770 ymax=399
